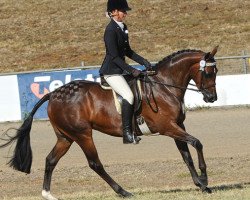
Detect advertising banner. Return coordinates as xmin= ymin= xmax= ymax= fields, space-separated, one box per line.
xmin=17 ymin=68 xmax=100 ymax=119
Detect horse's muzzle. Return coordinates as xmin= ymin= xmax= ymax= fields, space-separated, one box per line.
xmin=202 ymin=91 xmax=217 ymax=103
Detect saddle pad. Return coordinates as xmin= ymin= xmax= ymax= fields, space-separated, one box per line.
xmin=100 ymin=80 xmax=142 ymax=115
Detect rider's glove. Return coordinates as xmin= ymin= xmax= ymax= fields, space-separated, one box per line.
xmin=131 ymin=68 xmax=142 ymax=77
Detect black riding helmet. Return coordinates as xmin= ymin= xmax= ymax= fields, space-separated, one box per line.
xmin=107 ymin=0 xmax=131 ymax=12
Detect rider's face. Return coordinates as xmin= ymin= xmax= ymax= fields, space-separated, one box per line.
xmin=112 ymin=9 xmax=127 ymax=22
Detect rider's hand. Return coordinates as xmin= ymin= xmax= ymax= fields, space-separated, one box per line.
xmin=131 ymin=69 xmax=142 ymax=78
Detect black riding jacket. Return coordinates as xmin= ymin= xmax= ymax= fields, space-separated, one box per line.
xmin=99 ymin=19 xmax=145 ymax=75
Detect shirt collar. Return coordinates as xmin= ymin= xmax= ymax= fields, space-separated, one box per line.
xmin=113 ymin=18 xmax=124 ymax=30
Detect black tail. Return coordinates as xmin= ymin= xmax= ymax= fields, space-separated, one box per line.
xmin=0 ymin=93 xmax=50 ymax=173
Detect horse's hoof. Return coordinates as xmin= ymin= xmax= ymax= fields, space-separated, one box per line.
xmin=119 ymin=190 xmax=133 ymax=198
xmin=199 ymin=175 xmax=208 ymax=187
xmin=202 ymin=187 xmax=212 ymax=194
xmin=134 ymin=136 xmax=141 ymax=143
xmin=42 ymin=190 xmax=58 ymax=200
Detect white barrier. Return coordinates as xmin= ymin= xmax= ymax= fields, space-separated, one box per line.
xmin=0 ymin=75 xmax=21 ymax=121
xmin=185 ymin=74 xmax=250 ymax=108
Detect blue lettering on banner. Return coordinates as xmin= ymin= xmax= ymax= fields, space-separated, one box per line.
xmin=17 ymin=68 xmax=100 ymax=119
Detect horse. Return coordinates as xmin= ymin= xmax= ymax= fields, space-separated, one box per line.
xmin=0 ymin=46 xmax=218 ymax=200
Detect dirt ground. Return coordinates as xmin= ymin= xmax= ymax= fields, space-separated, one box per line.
xmin=0 ymin=107 xmax=250 ymax=199
xmin=0 ymin=0 xmax=249 ymax=74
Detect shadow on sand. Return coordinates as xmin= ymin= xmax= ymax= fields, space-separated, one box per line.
xmin=136 ymin=182 xmax=250 ymax=195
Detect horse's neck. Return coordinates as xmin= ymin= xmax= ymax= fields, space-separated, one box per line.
xmin=156 ymin=56 xmax=199 ymax=100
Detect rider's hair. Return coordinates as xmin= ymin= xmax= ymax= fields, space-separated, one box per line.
xmin=106 ymin=11 xmax=113 ymax=18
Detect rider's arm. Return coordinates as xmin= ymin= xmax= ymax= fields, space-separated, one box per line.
xmin=125 ymin=40 xmax=152 ymax=70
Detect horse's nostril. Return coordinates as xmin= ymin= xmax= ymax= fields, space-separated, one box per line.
xmin=209 ymin=94 xmax=217 ymax=102
xmin=203 ymin=92 xmax=217 ymax=103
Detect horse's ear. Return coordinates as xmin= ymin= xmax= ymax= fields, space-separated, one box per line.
xmin=210 ymin=46 xmax=219 ymax=57
xmin=204 ymin=52 xmax=211 ymax=60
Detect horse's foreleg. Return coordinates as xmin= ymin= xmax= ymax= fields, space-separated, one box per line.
xmin=162 ymin=122 xmax=211 ymax=193
xmin=76 ymin=133 xmax=133 ymax=197
xmin=174 ymin=140 xmax=200 ymax=184
xmin=196 ymin=144 xmax=208 ymax=184
xmin=187 ymin=134 xmax=212 ymax=193
xmin=178 ymin=123 xmax=209 ymax=190
xmin=181 ymin=133 xmax=213 ymax=193
xmin=42 ymin=134 xmax=73 ymax=200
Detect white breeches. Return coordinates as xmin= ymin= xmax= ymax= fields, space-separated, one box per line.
xmin=104 ymin=75 xmax=134 ymax=105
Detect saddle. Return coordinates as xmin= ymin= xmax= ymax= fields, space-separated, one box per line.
xmin=100 ymin=76 xmax=142 ymax=115
xmin=100 ymin=75 xmax=153 ymax=136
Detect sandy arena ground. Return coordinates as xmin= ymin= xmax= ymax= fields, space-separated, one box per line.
xmin=0 ymin=107 xmax=250 ymax=199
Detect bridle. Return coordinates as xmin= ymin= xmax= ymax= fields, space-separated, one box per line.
xmin=196 ymin=57 xmax=217 ymax=92
xmin=141 ymin=59 xmax=217 ymax=92
xmin=140 ymin=56 xmax=218 ymax=113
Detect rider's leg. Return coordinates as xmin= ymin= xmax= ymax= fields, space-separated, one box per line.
xmin=104 ymin=75 xmax=134 ymax=104
xmin=104 ymin=75 xmax=137 ymax=144
xmin=121 ymin=99 xmax=136 ymax=143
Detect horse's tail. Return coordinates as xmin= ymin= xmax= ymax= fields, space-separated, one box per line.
xmin=0 ymin=93 xmax=50 ymax=174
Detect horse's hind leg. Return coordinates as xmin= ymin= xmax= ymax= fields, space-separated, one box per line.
xmin=42 ymin=129 xmax=73 ymax=200
xmin=76 ymin=130 xmax=133 ymax=198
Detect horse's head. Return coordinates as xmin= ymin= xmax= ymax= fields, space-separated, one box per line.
xmin=190 ymin=46 xmax=219 ymax=103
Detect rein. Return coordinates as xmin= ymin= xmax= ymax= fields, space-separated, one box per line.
xmin=141 ymin=65 xmax=217 ymax=92
xmin=140 ymin=74 xmax=198 ymax=113
xmin=141 ymin=77 xmax=201 ymax=92
xmin=140 ymin=74 xmax=215 ymax=93
xmin=139 ymin=72 xmax=216 ymax=113
xmin=142 ymin=75 xmax=159 ymax=113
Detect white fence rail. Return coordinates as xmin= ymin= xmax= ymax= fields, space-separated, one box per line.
xmin=215 ymin=54 xmax=250 ymax=74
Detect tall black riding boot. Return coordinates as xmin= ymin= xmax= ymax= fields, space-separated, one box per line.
xmin=122 ymin=99 xmax=137 ymax=144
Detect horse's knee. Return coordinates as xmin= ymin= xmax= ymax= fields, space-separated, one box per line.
xmin=89 ymin=160 xmax=104 ymax=171
xmin=45 ymin=156 xmax=57 ymax=170
xmin=191 ymin=139 xmax=203 ymax=150
xmin=196 ymin=140 xmax=203 ymax=150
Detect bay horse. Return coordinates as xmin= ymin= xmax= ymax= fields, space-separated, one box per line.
xmin=0 ymin=46 xmax=218 ymax=200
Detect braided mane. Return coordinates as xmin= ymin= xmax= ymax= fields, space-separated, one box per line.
xmin=155 ymin=49 xmax=203 ymax=67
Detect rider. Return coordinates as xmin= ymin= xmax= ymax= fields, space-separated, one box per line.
xmin=99 ymin=0 xmax=152 ymax=144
